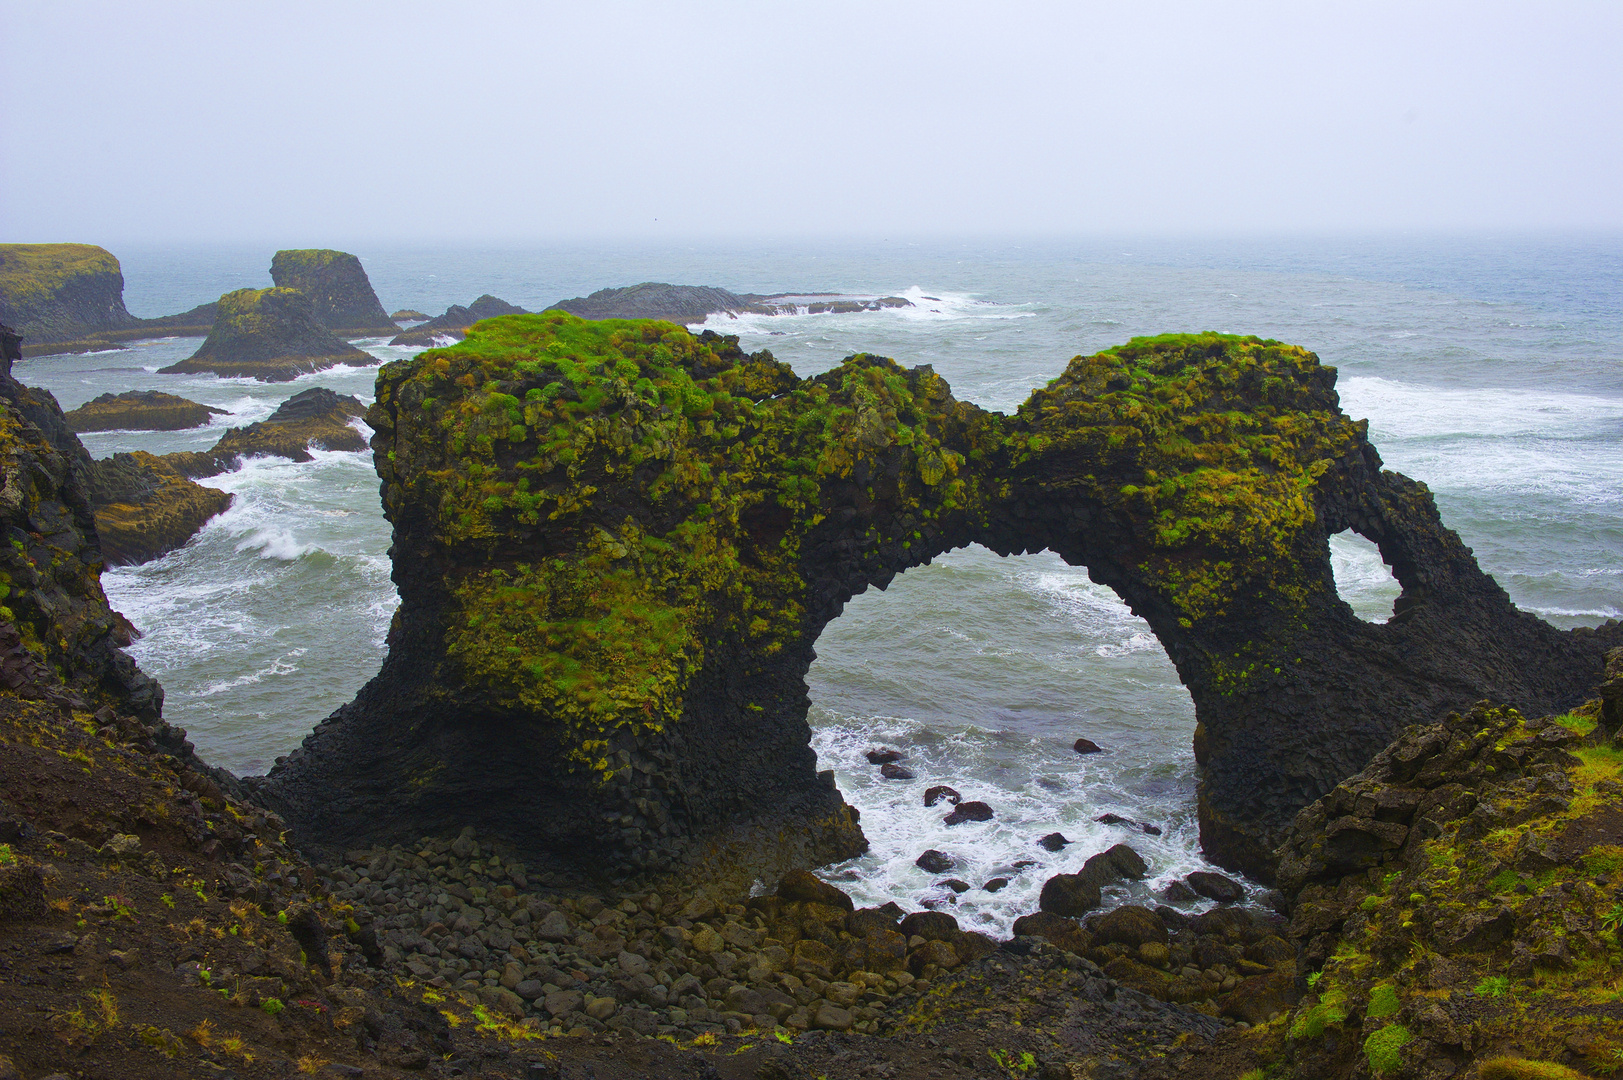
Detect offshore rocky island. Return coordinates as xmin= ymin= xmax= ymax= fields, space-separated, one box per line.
xmin=0 ymin=253 xmax=1620 ymax=1080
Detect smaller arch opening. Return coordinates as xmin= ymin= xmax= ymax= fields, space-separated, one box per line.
xmin=1329 ymin=529 xmax=1402 ymax=622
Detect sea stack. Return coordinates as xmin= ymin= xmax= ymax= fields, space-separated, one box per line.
xmin=159 ymin=287 xmax=372 ymax=382
xmin=268 ymin=249 xmax=397 ymax=336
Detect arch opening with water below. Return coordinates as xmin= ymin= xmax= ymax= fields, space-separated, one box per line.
xmin=1329 ymin=530 xmax=1402 ymax=623
xmin=802 ymin=544 xmax=1240 ymax=939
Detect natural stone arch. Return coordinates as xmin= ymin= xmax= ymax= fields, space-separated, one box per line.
xmin=253 ymin=317 xmax=1622 ymax=887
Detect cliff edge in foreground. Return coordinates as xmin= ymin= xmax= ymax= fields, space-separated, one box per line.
xmin=255 ymin=315 xmax=1621 ymax=887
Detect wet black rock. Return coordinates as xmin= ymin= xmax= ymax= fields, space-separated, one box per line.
xmin=879 ymin=763 xmax=914 ymax=781
xmin=1038 ymin=832 xmax=1070 ymax=852
xmin=983 ymin=878 xmax=1009 ymax=892
xmin=915 ymin=850 xmax=955 ymax=873
xmin=1038 ymin=873 xmax=1101 ymax=917
xmin=1096 ymin=813 xmax=1163 ymax=836
xmin=866 ymin=749 xmax=903 ymax=765
xmin=1073 ymin=738 xmax=1104 ymax=754
xmin=1185 ymin=870 xmax=1245 ymax=903
xmin=923 ymin=785 xmax=961 ymax=807
xmin=1161 ymin=880 xmax=1200 ymax=902
xmin=936 ymin=879 xmax=971 ymax=894
xmin=943 ymin=801 xmax=994 ymax=826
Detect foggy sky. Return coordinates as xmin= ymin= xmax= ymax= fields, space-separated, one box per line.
xmin=3 ymin=1 xmax=1620 ymax=243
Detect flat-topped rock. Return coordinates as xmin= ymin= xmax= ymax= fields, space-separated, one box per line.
xmin=547 ymin=282 xmax=913 ymax=325
xmin=64 ymin=391 xmax=227 ymax=433
xmin=0 ymin=243 xmax=139 ymax=355
xmin=269 ymin=249 xmax=396 ymax=336
xmin=158 ymin=288 xmax=372 ymax=382
xmin=390 ymin=294 xmax=528 ymax=347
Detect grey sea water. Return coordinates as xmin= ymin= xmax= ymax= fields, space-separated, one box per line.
xmin=18 ymin=235 xmax=1622 ymax=937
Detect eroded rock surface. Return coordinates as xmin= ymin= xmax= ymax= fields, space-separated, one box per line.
xmin=256 ymin=317 xmax=1621 ymax=886
xmin=161 ymin=387 xmax=368 ymax=479
xmin=390 ymin=294 xmax=528 ymax=347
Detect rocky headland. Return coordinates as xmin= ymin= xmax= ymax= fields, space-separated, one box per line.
xmin=0 ymin=244 xmax=142 ymax=357
xmin=64 ymin=391 xmax=227 ymax=433
xmin=158 ymin=288 xmax=373 ymax=382
xmin=268 ymin=249 xmax=398 ymax=338
xmin=547 ymin=282 xmax=911 ymax=325
xmin=0 ymin=315 xmax=1618 ymax=1080
xmin=253 ymin=317 xmax=1621 ymax=893
xmin=389 ymin=295 xmax=529 ymax=348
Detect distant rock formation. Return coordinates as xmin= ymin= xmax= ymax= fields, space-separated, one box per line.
xmin=547 ymin=282 xmax=911 ymax=325
xmin=389 ymin=294 xmax=528 ymax=347
xmin=0 ymin=244 xmax=140 ymax=356
xmin=160 ymin=387 xmax=367 ymax=479
xmin=158 ymin=288 xmax=372 ymax=382
xmin=269 ymin=249 xmax=397 ymax=337
xmin=391 ymin=309 xmax=430 ymax=322
xmin=64 ymin=391 xmax=227 ymax=433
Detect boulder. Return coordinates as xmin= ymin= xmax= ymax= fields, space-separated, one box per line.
xmin=1038 ymin=832 xmax=1070 ymax=852
xmin=1186 ymin=870 xmax=1245 ymax=903
xmin=1091 ymin=904 xmax=1168 ymax=948
xmin=866 ymin=748 xmax=903 ymax=764
xmin=1039 ymin=873 xmax=1102 ymax=917
xmin=1219 ymin=970 xmax=1299 ymax=1024
xmin=899 ymin=910 xmax=960 ymax=941
xmin=923 ymin=785 xmax=961 ymax=806
xmin=983 ymin=878 xmax=1009 ymax=892
xmin=777 ymin=869 xmax=854 ymax=912
xmin=159 ymin=288 xmax=371 ymax=382
xmin=915 ymin=850 xmax=955 ymax=873
xmin=1073 ymin=738 xmax=1104 ymax=754
xmin=944 ymin=801 xmax=994 ymax=826
xmin=1012 ymin=911 xmax=1092 ymax=954
xmin=880 ymin=762 xmax=915 ymax=780
xmin=64 ymin=391 xmax=227 ymax=433
xmin=1161 ymin=880 xmax=1199 ymax=902
xmin=1103 ymin=843 xmax=1148 ymax=879
xmin=269 ymin=249 xmax=397 ymax=335
xmin=936 ymin=878 xmax=971 ymax=893
xmin=1096 ymin=813 xmax=1163 ymax=836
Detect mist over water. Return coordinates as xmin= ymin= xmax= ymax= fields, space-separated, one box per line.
xmin=18 ymin=237 xmax=1619 ymax=936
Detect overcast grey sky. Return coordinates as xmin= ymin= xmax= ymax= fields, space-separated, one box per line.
xmin=2 ymin=1 xmax=1619 ymax=243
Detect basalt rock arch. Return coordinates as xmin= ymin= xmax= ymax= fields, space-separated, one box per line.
xmin=252 ymin=315 xmax=1621 ymax=886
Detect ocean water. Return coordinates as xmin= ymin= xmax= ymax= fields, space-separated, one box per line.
xmin=17 ymin=235 xmax=1621 ymax=936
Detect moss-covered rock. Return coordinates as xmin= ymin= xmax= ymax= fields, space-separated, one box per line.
xmin=158 ymin=288 xmax=372 ymax=382
xmin=0 ymin=371 xmax=162 ymax=717
xmin=151 ymin=387 xmax=367 ymax=481
xmin=0 ymin=244 xmax=139 ymax=353
xmin=85 ymin=451 xmax=232 ymax=565
xmin=64 ymin=391 xmax=227 ymax=433
xmin=389 ymin=294 xmax=528 ymax=347
xmin=256 ymin=318 xmax=1621 ymax=888
xmin=268 ymin=249 xmax=396 ymax=336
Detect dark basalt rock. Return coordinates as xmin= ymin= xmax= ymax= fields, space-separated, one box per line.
xmin=64 ymin=391 xmax=227 ymax=433
xmin=1185 ymin=869 xmax=1245 ymax=903
xmin=1038 ymin=832 xmax=1070 ymax=852
xmin=1073 ymin=737 xmax=1104 ymax=754
xmin=0 ymin=371 xmax=163 ymax=718
xmin=879 ymin=762 xmax=914 ymax=780
xmin=1039 ymin=872 xmax=1102 ymax=917
xmin=923 ymin=785 xmax=961 ymax=806
xmin=159 ymin=288 xmax=372 ymax=382
xmin=943 ymin=801 xmax=994 ymax=825
xmin=915 ymin=849 xmax=955 ymax=873
xmin=0 ymin=244 xmax=138 ymax=354
xmin=1090 ymin=904 xmax=1168 ymax=948
xmin=156 ymin=387 xmax=367 ymax=480
xmin=547 ymin=282 xmax=912 ymax=326
xmin=86 ymin=451 xmax=232 ymax=566
xmin=269 ymin=249 xmax=397 ymax=336
xmin=866 ymin=748 xmax=903 ymax=765
xmin=252 ymin=317 xmax=1622 ymax=889
xmin=1096 ymin=813 xmax=1163 ymax=835
xmin=389 ymin=295 xmax=529 ymax=347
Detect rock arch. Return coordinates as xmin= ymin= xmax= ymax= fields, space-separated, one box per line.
xmin=253 ymin=317 xmax=1621 ymax=886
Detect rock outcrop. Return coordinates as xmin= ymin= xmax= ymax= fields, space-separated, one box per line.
xmin=0 ymin=369 xmax=163 ymax=716
xmin=158 ymin=387 xmax=367 ymax=480
xmin=84 ymin=451 xmax=233 ymax=565
xmin=389 ymin=294 xmax=528 ymax=347
xmin=256 ymin=318 xmax=1621 ymax=887
xmin=548 ymin=282 xmax=911 ymax=325
xmin=158 ymin=287 xmax=373 ymax=382
xmin=64 ymin=390 xmax=227 ymax=432
xmin=0 ymin=243 xmax=139 ymax=356
xmin=269 ymin=248 xmax=397 ymax=336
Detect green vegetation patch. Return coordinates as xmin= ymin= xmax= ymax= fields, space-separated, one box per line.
xmin=375 ymin=311 xmax=1000 ymax=778
xmin=1363 ymin=1023 xmax=1412 ymax=1074
xmin=0 ymin=243 xmax=121 ymax=304
xmin=1009 ymin=332 xmax=1364 ymax=627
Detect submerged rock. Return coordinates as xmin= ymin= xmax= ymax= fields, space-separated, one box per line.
xmin=1073 ymin=737 xmax=1104 ymax=754
xmin=64 ymin=390 xmax=226 ymax=433
xmin=159 ymin=288 xmax=372 ymax=382
xmin=915 ymin=850 xmax=955 ymax=873
xmin=866 ymin=748 xmax=903 ymax=764
xmin=943 ymin=801 xmax=994 ymax=826
xmin=1037 ymin=832 xmax=1070 ymax=852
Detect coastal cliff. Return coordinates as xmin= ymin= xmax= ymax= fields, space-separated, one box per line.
xmin=257 ymin=318 xmax=1621 ymax=887
xmin=0 ymin=244 xmax=139 ymax=356
xmin=158 ymin=288 xmax=372 ymax=382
